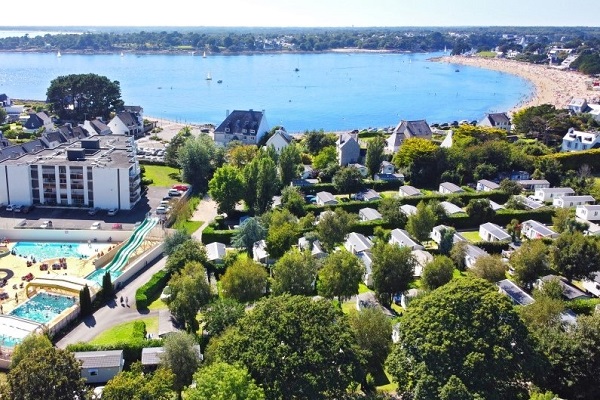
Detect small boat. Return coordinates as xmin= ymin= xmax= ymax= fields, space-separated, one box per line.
xmin=217 ymin=80 xmax=223 ymax=84
xmin=203 ymin=51 xmax=206 ymax=58
xmin=455 ymin=69 xmax=460 ymax=72
xmin=120 ymin=52 xmax=124 ymax=57
xmin=294 ymin=67 xmax=299 ymax=72
xmin=206 ymin=72 xmax=212 ymax=80
xmin=57 ymin=51 xmax=61 ymax=57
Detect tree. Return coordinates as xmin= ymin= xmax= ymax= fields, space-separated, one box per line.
xmin=333 ymin=166 xmax=364 ymax=198
xmin=303 ymin=130 xmax=336 ymax=155
xmin=406 ymin=201 xmax=436 ymax=243
xmin=178 ymin=133 xmax=223 ymax=192
xmin=317 ymin=250 xmax=364 ymax=300
xmin=272 ymin=248 xmax=318 ymax=296
xmin=378 ymin=196 xmax=406 ymax=227
xmin=371 ymin=242 xmax=416 ymax=306
xmin=231 ymin=217 xmax=266 ymax=254
xmin=510 ymin=239 xmax=548 ymax=289
xmin=185 ymin=362 xmax=265 ymax=400
xmin=506 ymin=218 xmax=522 ymax=241
xmin=499 ymin=178 xmax=522 ymax=195
xmin=534 ymin=157 xmax=563 ymax=187
xmin=79 ymin=284 xmax=93 ymax=316
xmin=167 ymin=261 xmax=212 ymax=332
xmin=201 ymin=298 xmax=245 ymax=337
xmin=312 ymin=146 xmax=337 ymax=170
xmin=207 ymin=295 xmax=364 ymax=400
xmin=160 ymin=332 xmax=201 ymax=399
xmin=265 ymin=216 xmax=300 ymax=259
xmin=209 ymin=165 xmax=244 ymax=214
xmin=386 ymin=278 xmax=540 ymax=400
xmin=6 ymin=347 xmax=88 ymax=400
xmin=164 ymin=229 xmax=192 ymax=255
xmin=220 ymin=257 xmax=268 ymax=303
xmin=46 ymin=73 xmax=123 ymax=120
xmin=317 ymin=209 xmax=357 ymax=251
xmin=438 ymin=226 xmax=456 ymax=256
xmin=165 ymin=127 xmax=193 ymax=168
xmin=465 ymin=198 xmax=495 ymax=224
xmin=348 ymin=307 xmax=392 ymax=376
xmin=470 ymin=254 xmax=506 ymax=283
xmin=450 ymin=240 xmax=468 ymax=271
xmin=518 ymin=285 xmax=565 ymax=330
xmin=392 ymin=137 xmax=441 ymax=186
xmin=227 ymin=143 xmax=258 ymax=169
xmin=10 ymin=333 xmax=53 ymax=369
xmin=552 ymin=207 xmax=588 ymax=233
xmin=0 ymin=108 xmax=7 ymax=124
xmin=552 ymin=231 xmax=600 ymax=281
xmin=278 ymin=143 xmax=302 ymax=185
xmin=365 ymin=136 xmax=386 ymax=177
xmin=102 ymin=362 xmax=174 ymax=400
xmin=422 ymin=256 xmax=455 ymax=290
xmin=252 ymin=156 xmax=280 ymax=214
xmin=165 ymin=239 xmax=207 ymax=274
xmin=101 ymin=272 xmax=114 ymax=300
xmin=438 ymin=375 xmax=476 ymax=400
xmin=280 ymin=185 xmax=306 ymax=217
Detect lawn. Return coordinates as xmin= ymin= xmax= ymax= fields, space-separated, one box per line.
xmin=89 ymin=317 xmax=159 ymax=345
xmin=476 ymin=51 xmax=497 ymax=58
xmin=142 ymin=164 xmax=182 ymax=187
xmin=172 ymin=219 xmax=203 ymax=235
xmin=460 ymin=230 xmax=481 ymax=242
xmin=147 ymin=296 xmax=169 ymax=311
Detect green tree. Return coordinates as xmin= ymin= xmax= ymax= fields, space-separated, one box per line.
xmin=518 ymin=285 xmax=565 ymax=330
xmin=278 ymin=143 xmax=302 ymax=185
xmin=227 ymin=143 xmax=258 ymax=169
xmin=164 ymin=230 xmax=192 ymax=255
xmin=10 ymin=333 xmax=53 ymax=369
xmin=165 ymin=126 xmax=193 ymax=168
xmin=79 ymin=284 xmax=93 ymax=316
xmin=506 ymin=218 xmax=522 ymax=241
xmin=102 ymin=362 xmax=174 ymax=400
xmin=185 ymin=362 xmax=265 ymax=400
xmin=165 ymin=239 xmax=207 ymax=274
xmin=167 ymin=261 xmax=212 ymax=332
xmin=348 ymin=307 xmax=392 ymax=376
xmin=255 ymin=156 xmax=280 ymax=214
xmin=450 ymin=240 xmax=468 ymax=271
xmin=220 ymin=257 xmax=268 ymax=303
xmin=280 ymin=185 xmax=306 ymax=217
xmin=534 ymin=157 xmax=563 ymax=187
xmin=406 ymin=201 xmax=436 ymax=243
xmin=6 ymin=347 xmax=88 ymax=400
xmin=201 ymin=298 xmax=245 ymax=337
xmin=317 ymin=209 xmax=357 ymax=251
xmin=46 ymin=73 xmax=123 ymax=120
xmin=272 ymin=248 xmax=318 ymax=295
xmin=371 ymin=242 xmax=416 ymax=306
xmin=207 ymin=295 xmax=364 ymax=400
xmin=231 ymin=217 xmax=267 ymax=254
xmin=386 ymin=278 xmax=540 ymax=400
xmin=317 ymin=249 xmax=364 ymax=300
xmin=101 ymin=272 xmax=114 ymax=300
xmin=312 ymin=146 xmax=337 ymax=170
xmin=265 ymin=216 xmax=300 ymax=259
xmin=499 ymin=178 xmax=522 ymax=195
xmin=392 ymin=137 xmax=441 ymax=186
xmin=365 ymin=136 xmax=386 ymax=177
xmin=510 ymin=239 xmax=548 ymax=289
xmin=333 ymin=166 xmax=364 ymax=198
xmin=178 ymin=133 xmax=223 ymax=192
xmin=438 ymin=375 xmax=476 ymax=400
xmin=552 ymin=207 xmax=589 ymax=233
xmin=160 ymin=332 xmax=202 ymax=400
xmin=439 ymin=226 xmax=456 ymax=256
xmin=378 ymin=196 xmax=406 ymax=227
xmin=465 ymin=198 xmax=495 ymax=224
xmin=422 ymin=256 xmax=455 ymax=290
xmin=552 ymin=231 xmax=600 ymax=281
xmin=0 ymin=108 xmax=7 ymax=124
xmin=209 ymin=165 xmax=244 ymax=214
xmin=470 ymin=254 xmax=506 ymax=283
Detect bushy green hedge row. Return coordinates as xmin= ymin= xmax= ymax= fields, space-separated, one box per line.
xmin=543 ymin=149 xmax=600 ymax=172
xmin=300 ymin=179 xmax=404 ymax=196
xmin=135 ymin=269 xmax=171 ymax=310
xmin=67 ymin=338 xmax=164 ymax=367
xmin=201 ymin=226 xmax=237 ymax=245
xmin=472 ymin=241 xmax=511 ymax=254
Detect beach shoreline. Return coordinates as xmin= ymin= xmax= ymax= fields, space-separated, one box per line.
xmin=436 ymin=55 xmax=597 ymax=115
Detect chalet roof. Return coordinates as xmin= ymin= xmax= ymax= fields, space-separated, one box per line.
xmin=359 ymin=207 xmax=382 ymax=221
xmin=440 ymin=201 xmax=464 ymax=215
xmin=522 ymin=220 xmax=557 ymax=237
xmin=538 ymin=187 xmax=575 ymax=194
xmin=316 ymin=191 xmax=337 ymax=204
xmin=478 ymin=179 xmax=500 ymax=189
xmin=215 ymin=109 xmax=264 ymax=135
xmin=399 ymin=185 xmax=422 ymax=196
xmin=400 ymin=204 xmax=417 ymax=216
xmin=390 ymin=228 xmax=421 ymax=249
xmin=74 ymin=350 xmax=123 ymax=369
xmin=480 ymin=222 xmax=511 ymax=241
xmin=0 ymin=94 xmax=7 ymax=101
xmin=539 ymin=275 xmax=589 ymax=300
xmin=206 ymin=242 xmax=226 ymax=262
xmin=439 ymin=182 xmax=463 ymax=193
xmin=124 ymin=105 xmax=143 ymax=113
xmin=497 ymin=279 xmax=534 ymax=306
xmin=484 ymin=112 xmax=510 ymax=125
xmin=346 ymin=232 xmax=373 ymax=253
xmin=395 ymin=119 xmax=433 ymax=139
xmin=116 ymin=112 xmax=139 ymax=128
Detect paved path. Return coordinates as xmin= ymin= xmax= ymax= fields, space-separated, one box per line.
xmin=56 ymin=255 xmax=168 ymax=348
xmin=190 ymin=194 xmax=218 ymax=242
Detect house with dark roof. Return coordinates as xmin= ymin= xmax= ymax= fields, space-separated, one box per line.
xmin=74 ymin=350 xmax=124 ymax=384
xmin=337 ymin=132 xmax=360 ymax=166
xmin=386 ymin=119 xmax=433 ymax=153
xmin=82 ymin=118 xmax=112 ymax=136
xmin=478 ymin=112 xmax=511 ymax=132
xmin=517 ymin=179 xmax=549 ymax=191
xmin=497 ymin=279 xmax=534 ymax=306
xmin=0 ymin=93 xmax=11 ymax=107
xmin=23 ymin=111 xmax=53 ymax=133
xmin=536 ymin=275 xmax=589 ymax=301
xmin=265 ymin=128 xmax=293 ymax=153
xmin=108 ymin=111 xmax=144 ymax=138
xmin=213 ymin=109 xmax=269 ymax=146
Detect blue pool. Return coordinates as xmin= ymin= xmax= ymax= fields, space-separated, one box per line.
xmin=11 ymin=241 xmax=94 ymax=261
xmin=9 ymin=292 xmax=76 ymax=324
xmin=0 ymin=333 xmax=21 ymax=348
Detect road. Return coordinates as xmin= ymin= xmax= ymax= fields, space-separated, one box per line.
xmin=56 ymin=255 xmax=167 ymax=348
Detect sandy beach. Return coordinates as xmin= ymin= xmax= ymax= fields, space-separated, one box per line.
xmin=439 ymin=55 xmax=599 ymax=115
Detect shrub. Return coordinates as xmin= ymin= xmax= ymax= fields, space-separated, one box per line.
xmin=135 ymin=269 xmax=171 ymax=309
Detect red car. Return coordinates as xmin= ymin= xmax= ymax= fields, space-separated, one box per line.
xmin=172 ymin=184 xmax=189 ymax=192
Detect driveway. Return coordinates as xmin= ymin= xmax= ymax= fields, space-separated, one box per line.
xmin=190 ymin=195 xmax=218 ymax=241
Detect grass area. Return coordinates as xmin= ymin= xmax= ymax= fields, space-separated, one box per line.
xmin=376 ymin=369 xmax=399 ymax=393
xmin=89 ymin=317 xmax=158 ymax=345
xmin=341 ymin=299 xmax=356 ymax=314
xmin=476 ymin=51 xmax=497 ymax=58
xmin=358 ymin=283 xmax=371 ymax=294
xmin=173 ymin=219 xmax=203 ymax=235
xmin=172 ymin=195 xmax=202 ymax=234
xmin=142 ymin=164 xmax=182 ymax=187
xmin=147 ymin=296 xmax=169 ymax=311
xmin=460 ymin=230 xmax=481 ymax=242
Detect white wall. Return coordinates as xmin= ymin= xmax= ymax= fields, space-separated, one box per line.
xmin=0 ymin=165 xmax=9 ymax=205
xmin=6 ymin=164 xmax=32 ymax=205
xmin=92 ymin=167 xmax=120 ymax=209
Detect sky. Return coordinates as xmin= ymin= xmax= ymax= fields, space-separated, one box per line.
xmin=4 ymin=0 xmax=600 ymax=27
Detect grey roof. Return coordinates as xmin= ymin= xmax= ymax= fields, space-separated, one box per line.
xmin=466 ymin=244 xmax=488 ymax=259
xmin=539 ymin=275 xmax=589 ymax=300
xmin=141 ymin=347 xmax=166 ymax=366
xmin=206 ymin=242 xmax=226 ymax=262
xmin=556 ymin=195 xmax=595 ymax=203
xmin=484 ymin=112 xmax=511 ymax=125
xmin=400 ymin=204 xmax=417 ymax=216
xmin=356 ymin=292 xmax=394 ymax=317
xmin=87 ymin=118 xmax=111 ymax=135
xmin=518 ymin=179 xmax=550 ymax=186
xmin=124 ymin=105 xmax=143 ymax=113
xmin=215 ymin=110 xmax=264 ymax=135
xmin=489 ymin=200 xmax=505 ymax=211
xmin=395 ymin=119 xmax=433 ymax=139
xmin=522 ymin=220 xmax=557 ymax=237
xmin=374 ymin=173 xmax=404 ymax=181
xmin=399 ymin=185 xmax=422 ymax=196
xmin=439 ymin=182 xmax=463 ymax=193
xmin=359 ymin=189 xmax=381 ymax=201
xmin=477 ymin=179 xmax=500 ymax=190
xmin=569 ymin=98 xmax=587 ymax=107
xmin=316 ymin=191 xmax=338 ymax=204
xmin=345 ymin=232 xmax=373 ymax=253
xmin=480 ymin=222 xmax=511 ymax=241
xmin=359 ymin=207 xmax=382 ymax=221
xmin=74 ymin=350 xmax=123 ymax=369
xmin=538 ymin=187 xmax=575 ymax=194
xmin=390 ymin=228 xmax=421 ymax=249
xmin=298 ymin=237 xmax=327 ymax=257
xmin=515 ymin=195 xmax=543 ymax=210
xmin=440 ymin=201 xmax=464 ymax=215
xmin=497 ymin=279 xmax=534 ymax=306
xmin=115 ymin=111 xmax=139 ymax=128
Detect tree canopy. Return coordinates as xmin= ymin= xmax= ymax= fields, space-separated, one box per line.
xmin=317 ymin=249 xmax=364 ymax=301
xmin=178 ymin=133 xmax=223 ymax=192
xmin=102 ymin=362 xmax=174 ymax=400
xmin=185 ymin=362 xmax=265 ymax=400
xmin=220 ymin=257 xmax=268 ymax=303
xmin=371 ymin=242 xmax=416 ymax=306
xmin=160 ymin=332 xmax=202 ymax=398
xmin=271 ymin=247 xmax=318 ymax=296
xmin=167 ymin=261 xmax=212 ymax=332
xmin=209 ymin=165 xmax=244 ymax=214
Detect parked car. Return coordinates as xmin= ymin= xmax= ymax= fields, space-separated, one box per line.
xmin=168 ymin=189 xmax=182 ymax=197
xmin=107 ymin=208 xmax=118 ymax=216
xmin=172 ymin=184 xmax=189 ymax=192
xmin=5 ymin=204 xmax=14 ymax=212
xmin=156 ymin=206 xmax=167 ymax=215
xmin=13 ymin=205 xmax=22 ymax=213
xmin=90 ymin=221 xmax=102 ymax=230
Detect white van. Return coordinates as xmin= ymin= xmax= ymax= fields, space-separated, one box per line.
xmin=168 ymin=189 xmax=182 ymax=197
xmin=156 ymin=206 xmax=167 ymax=215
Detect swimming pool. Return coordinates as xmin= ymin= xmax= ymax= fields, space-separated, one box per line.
xmin=9 ymin=292 xmax=76 ymax=324
xmin=11 ymin=241 xmax=97 ymax=262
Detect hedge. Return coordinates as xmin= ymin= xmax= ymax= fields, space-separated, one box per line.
xmin=135 ymin=269 xmax=171 ymax=310
xmin=472 ymin=241 xmax=511 ymax=254
xmin=201 ymin=226 xmax=237 ymax=245
xmin=299 ymin=179 xmax=404 ymax=196
xmin=543 ymin=149 xmax=600 ymax=172
xmin=67 ymin=338 xmax=164 ymax=367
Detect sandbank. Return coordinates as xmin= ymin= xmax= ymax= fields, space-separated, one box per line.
xmin=438 ymin=55 xmax=598 ymax=115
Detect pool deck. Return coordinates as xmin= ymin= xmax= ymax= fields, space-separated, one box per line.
xmin=0 ymin=242 xmax=112 ymax=314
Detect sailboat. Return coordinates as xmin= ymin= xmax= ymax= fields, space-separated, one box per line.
xmin=57 ymin=51 xmax=61 ymax=58
xmin=206 ymin=72 xmax=212 ymax=80
xmin=444 ymin=46 xmax=447 ymax=54
xmin=120 ymin=52 xmax=124 ymax=57
xmin=203 ymin=51 xmax=206 ymax=58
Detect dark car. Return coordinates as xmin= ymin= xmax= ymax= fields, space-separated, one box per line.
xmin=22 ymin=205 xmax=34 ymax=214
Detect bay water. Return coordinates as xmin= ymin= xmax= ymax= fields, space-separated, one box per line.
xmin=0 ymin=51 xmax=532 ymax=132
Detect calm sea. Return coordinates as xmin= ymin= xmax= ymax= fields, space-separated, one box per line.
xmin=0 ymin=51 xmax=532 ymax=132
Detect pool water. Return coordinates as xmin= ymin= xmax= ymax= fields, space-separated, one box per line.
xmin=9 ymin=292 xmax=76 ymax=324
xmin=11 ymin=241 xmax=96 ymax=261
xmin=0 ymin=333 xmax=20 ymax=347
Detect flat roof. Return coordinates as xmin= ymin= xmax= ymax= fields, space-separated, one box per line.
xmin=74 ymin=350 xmax=123 ymax=368
xmin=498 ymin=279 xmax=534 ymax=306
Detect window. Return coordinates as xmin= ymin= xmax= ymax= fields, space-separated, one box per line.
xmin=89 ymin=369 xmax=98 ymax=376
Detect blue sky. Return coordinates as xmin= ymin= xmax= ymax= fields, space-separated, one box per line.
xmin=5 ymin=0 xmax=600 ymax=27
